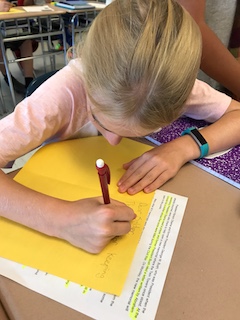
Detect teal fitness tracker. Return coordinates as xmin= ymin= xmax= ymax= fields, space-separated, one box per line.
xmin=181 ymin=127 xmax=209 ymax=158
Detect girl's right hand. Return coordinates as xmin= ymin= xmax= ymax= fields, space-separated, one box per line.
xmin=54 ymin=197 xmax=136 ymax=254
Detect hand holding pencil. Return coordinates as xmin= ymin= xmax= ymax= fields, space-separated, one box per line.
xmin=53 ymin=159 xmax=136 ymax=254
xmin=0 ymin=0 xmax=14 ymax=12
xmin=60 ymin=196 xmax=136 ymax=253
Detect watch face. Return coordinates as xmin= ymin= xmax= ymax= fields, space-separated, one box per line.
xmin=191 ymin=128 xmax=207 ymax=145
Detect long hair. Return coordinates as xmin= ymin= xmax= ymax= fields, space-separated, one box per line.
xmin=79 ymin=0 xmax=202 ymax=130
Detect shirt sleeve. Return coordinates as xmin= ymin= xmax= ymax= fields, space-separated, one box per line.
xmin=183 ymin=79 xmax=232 ymax=122
xmin=0 ymin=60 xmax=87 ymax=167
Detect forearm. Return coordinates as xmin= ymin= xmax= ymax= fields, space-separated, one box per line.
xmin=22 ymin=0 xmax=34 ymax=5
xmin=198 ymin=100 xmax=240 ymax=153
xmin=0 ymin=1 xmax=11 ymax=11
xmin=0 ymin=169 xmax=136 ymax=253
xmin=180 ymin=99 xmax=240 ymax=161
xmin=0 ymin=169 xmax=66 ymax=237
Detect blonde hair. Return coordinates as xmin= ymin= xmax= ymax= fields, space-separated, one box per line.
xmin=79 ymin=0 xmax=202 ymax=130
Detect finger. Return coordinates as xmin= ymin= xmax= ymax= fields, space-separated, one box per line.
xmin=118 ymin=157 xmax=145 ymax=187
xmin=96 ymin=199 xmax=136 ymax=222
xmin=143 ymin=170 xmax=171 ymax=193
xmin=88 ymin=220 xmax=133 ymax=253
xmin=128 ymin=166 xmax=176 ymax=195
xmin=122 ymin=157 xmax=138 ymax=170
xmin=118 ymin=159 xmax=155 ymax=193
xmin=111 ymin=204 xmax=136 ymax=222
xmin=123 ymin=166 xmax=163 ymax=194
xmin=112 ymin=220 xmax=133 ymax=236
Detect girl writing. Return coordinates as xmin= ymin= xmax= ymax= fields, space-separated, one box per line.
xmin=0 ymin=0 xmax=239 ymax=253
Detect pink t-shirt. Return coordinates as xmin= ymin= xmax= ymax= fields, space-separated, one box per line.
xmin=0 ymin=59 xmax=232 ymax=167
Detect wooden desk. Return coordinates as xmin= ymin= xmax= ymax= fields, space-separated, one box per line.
xmin=0 ymin=5 xmax=67 ymax=107
xmin=0 ymin=157 xmax=240 ymax=319
xmin=0 ymin=5 xmax=67 ymax=20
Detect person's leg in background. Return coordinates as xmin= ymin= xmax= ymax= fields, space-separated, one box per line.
xmin=0 ymin=49 xmax=26 ymax=95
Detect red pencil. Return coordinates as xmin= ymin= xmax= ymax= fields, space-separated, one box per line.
xmin=96 ymin=159 xmax=111 ymax=204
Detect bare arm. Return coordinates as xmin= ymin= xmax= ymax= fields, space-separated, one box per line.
xmin=22 ymin=0 xmax=34 ymax=5
xmin=0 ymin=169 xmax=136 ymax=253
xmin=177 ymin=0 xmax=240 ymax=98
xmin=0 ymin=0 xmax=12 ymax=11
xmin=118 ymin=99 xmax=240 ymax=194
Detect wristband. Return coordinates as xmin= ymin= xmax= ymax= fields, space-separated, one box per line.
xmin=181 ymin=127 xmax=209 ymax=159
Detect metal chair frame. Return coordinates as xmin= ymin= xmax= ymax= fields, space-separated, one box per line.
xmin=0 ymin=14 xmax=67 ymax=108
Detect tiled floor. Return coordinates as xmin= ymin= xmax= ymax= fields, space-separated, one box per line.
xmin=1 ymin=43 xmax=66 ymax=173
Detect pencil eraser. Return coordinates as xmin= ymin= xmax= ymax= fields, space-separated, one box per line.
xmin=96 ymin=158 xmax=104 ymax=168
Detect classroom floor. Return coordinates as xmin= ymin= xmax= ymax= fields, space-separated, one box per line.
xmin=1 ymin=43 xmax=66 ymax=173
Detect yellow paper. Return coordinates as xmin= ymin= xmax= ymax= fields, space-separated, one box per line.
xmin=0 ymin=8 xmax=23 ymax=14
xmin=0 ymin=137 xmax=154 ymax=295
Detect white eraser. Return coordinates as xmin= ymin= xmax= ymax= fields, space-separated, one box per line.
xmin=96 ymin=158 xmax=105 ymax=168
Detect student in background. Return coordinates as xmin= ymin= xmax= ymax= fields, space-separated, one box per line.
xmin=178 ymin=0 xmax=240 ymax=99
xmin=229 ymin=2 xmax=240 ymax=59
xmin=0 ymin=0 xmax=34 ymax=94
xmin=0 ymin=52 xmax=25 ymax=95
xmin=19 ymin=0 xmax=73 ymax=50
xmin=0 ymin=0 xmax=240 ymax=254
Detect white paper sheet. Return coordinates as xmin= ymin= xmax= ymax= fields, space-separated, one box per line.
xmin=0 ymin=190 xmax=187 ymax=320
xmin=22 ymin=5 xmax=54 ymax=12
xmin=88 ymin=2 xmax=106 ymax=8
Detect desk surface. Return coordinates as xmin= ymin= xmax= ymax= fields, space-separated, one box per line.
xmin=0 ymin=2 xmax=104 ymax=20
xmin=61 ymin=1 xmax=105 ymax=13
xmin=0 ymin=5 xmax=67 ymax=20
xmin=1 ymin=159 xmax=240 ymax=319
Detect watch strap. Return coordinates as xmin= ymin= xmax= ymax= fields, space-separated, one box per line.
xmin=181 ymin=127 xmax=209 ymax=159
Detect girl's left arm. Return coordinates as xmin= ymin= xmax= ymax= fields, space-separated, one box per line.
xmin=118 ymin=99 xmax=240 ymax=195
xmin=198 ymin=99 xmax=240 ymax=154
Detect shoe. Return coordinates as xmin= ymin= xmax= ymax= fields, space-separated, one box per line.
xmin=4 ymin=75 xmax=26 ymax=95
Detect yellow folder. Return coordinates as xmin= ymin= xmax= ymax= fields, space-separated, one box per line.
xmin=0 ymin=137 xmax=154 ymax=295
xmin=0 ymin=8 xmax=23 ymax=14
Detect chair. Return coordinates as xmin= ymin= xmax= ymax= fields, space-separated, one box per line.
xmin=0 ymin=14 xmax=67 ymax=106
xmin=25 ymin=70 xmax=58 ymax=97
xmin=0 ymin=86 xmax=6 ymax=116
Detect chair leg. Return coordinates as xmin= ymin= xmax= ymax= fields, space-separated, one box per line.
xmin=0 ymin=83 xmax=6 ymax=115
xmin=0 ymin=39 xmax=16 ymax=106
xmin=47 ymin=36 xmax=56 ymax=71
